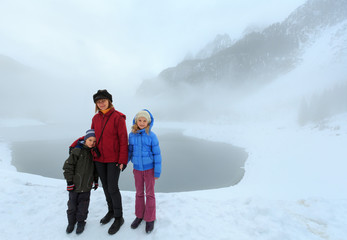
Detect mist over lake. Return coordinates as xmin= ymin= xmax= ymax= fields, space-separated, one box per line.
xmin=11 ymin=130 xmax=247 ymax=193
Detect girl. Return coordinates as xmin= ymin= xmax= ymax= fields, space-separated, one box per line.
xmin=128 ymin=109 xmax=162 ymax=233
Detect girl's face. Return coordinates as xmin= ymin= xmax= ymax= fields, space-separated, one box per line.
xmin=85 ymin=136 xmax=96 ymax=148
xmin=96 ymin=99 xmax=109 ymax=111
xmin=137 ymin=117 xmax=148 ymax=129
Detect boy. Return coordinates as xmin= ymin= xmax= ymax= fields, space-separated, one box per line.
xmin=63 ymin=129 xmax=98 ymax=234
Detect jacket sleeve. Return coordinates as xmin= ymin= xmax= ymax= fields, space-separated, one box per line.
xmin=93 ymin=165 xmax=98 ymax=182
xmin=62 ymin=152 xmax=78 ymax=183
xmin=91 ymin=119 xmax=94 ymax=129
xmin=151 ymin=133 xmax=162 ymax=178
xmin=128 ymin=133 xmax=134 ymax=163
xmin=116 ymin=116 xmax=129 ymax=165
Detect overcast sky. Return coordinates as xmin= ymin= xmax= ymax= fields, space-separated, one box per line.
xmin=0 ymin=0 xmax=306 ymax=92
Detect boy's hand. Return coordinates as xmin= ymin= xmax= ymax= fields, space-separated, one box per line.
xmin=67 ymin=182 xmax=75 ymax=191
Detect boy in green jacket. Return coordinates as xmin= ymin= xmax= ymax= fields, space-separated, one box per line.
xmin=63 ymin=129 xmax=98 ymax=234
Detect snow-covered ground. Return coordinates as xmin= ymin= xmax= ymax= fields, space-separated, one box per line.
xmin=1 ymin=112 xmax=347 ymax=239
xmin=1 ymin=37 xmax=347 ymax=240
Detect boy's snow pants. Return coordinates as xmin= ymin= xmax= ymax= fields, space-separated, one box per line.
xmin=67 ymin=191 xmax=91 ymax=224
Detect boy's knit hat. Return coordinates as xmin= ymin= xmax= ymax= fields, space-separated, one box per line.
xmin=84 ymin=129 xmax=96 ymax=141
xmin=135 ymin=110 xmax=151 ymax=123
xmin=93 ymin=89 xmax=113 ymax=103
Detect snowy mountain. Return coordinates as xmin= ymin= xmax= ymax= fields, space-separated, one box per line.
xmin=139 ymin=0 xmax=347 ymax=91
xmin=195 ymin=34 xmax=234 ymax=60
xmin=137 ymin=0 xmax=347 ymax=122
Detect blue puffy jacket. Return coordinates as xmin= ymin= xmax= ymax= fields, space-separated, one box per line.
xmin=128 ymin=109 xmax=162 ymax=178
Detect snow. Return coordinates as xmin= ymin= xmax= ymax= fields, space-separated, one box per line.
xmin=0 ymin=118 xmax=44 ymax=128
xmin=1 ymin=41 xmax=347 ymax=240
xmin=1 ymin=111 xmax=347 ymax=239
xmin=1 ymin=2 xmax=347 ymax=240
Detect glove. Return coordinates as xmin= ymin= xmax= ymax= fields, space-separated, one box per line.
xmin=92 ymin=146 xmax=101 ymax=158
xmin=67 ymin=181 xmax=75 ymax=192
xmin=92 ymin=181 xmax=98 ymax=191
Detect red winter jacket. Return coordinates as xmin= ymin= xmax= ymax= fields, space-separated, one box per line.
xmin=91 ymin=108 xmax=128 ymax=164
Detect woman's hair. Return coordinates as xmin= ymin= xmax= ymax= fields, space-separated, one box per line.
xmin=95 ymin=100 xmax=114 ymax=113
xmin=131 ymin=123 xmax=150 ymax=134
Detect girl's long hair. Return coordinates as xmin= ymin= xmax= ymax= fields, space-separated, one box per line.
xmin=131 ymin=123 xmax=150 ymax=134
xmin=95 ymin=100 xmax=114 ymax=113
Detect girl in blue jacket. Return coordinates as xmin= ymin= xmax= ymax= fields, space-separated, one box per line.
xmin=128 ymin=109 xmax=162 ymax=233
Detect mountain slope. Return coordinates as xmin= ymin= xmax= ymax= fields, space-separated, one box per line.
xmin=139 ymin=0 xmax=347 ymax=92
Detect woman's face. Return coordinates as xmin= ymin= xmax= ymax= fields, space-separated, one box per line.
xmin=96 ymin=99 xmax=109 ymax=111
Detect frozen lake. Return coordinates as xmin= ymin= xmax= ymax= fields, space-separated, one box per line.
xmin=11 ymin=131 xmax=247 ymax=192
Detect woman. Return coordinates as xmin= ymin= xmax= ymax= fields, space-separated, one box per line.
xmin=91 ymin=89 xmax=128 ymax=235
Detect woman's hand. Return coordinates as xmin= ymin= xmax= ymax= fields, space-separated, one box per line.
xmin=119 ymin=164 xmax=123 ymax=170
xmin=116 ymin=163 xmax=126 ymax=171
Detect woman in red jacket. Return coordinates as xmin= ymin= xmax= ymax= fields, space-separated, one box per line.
xmin=92 ymin=89 xmax=128 ymax=235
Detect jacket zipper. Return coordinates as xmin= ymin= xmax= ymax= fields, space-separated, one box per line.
xmin=140 ymin=133 xmax=143 ymax=170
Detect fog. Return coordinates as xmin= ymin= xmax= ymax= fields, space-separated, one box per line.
xmin=1 ymin=0 xmax=347 ymax=191
xmin=2 ymin=0 xmax=344 ymax=128
xmin=0 ymin=0 xmax=306 ymax=124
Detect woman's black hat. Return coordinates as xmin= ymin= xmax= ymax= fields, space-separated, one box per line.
xmin=93 ymin=89 xmax=113 ymax=103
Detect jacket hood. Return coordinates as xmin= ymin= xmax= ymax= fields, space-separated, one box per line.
xmin=75 ymin=140 xmax=85 ymax=149
xmin=133 ymin=109 xmax=154 ymax=132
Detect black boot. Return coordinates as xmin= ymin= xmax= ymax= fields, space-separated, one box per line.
xmin=145 ymin=221 xmax=154 ymax=233
xmin=100 ymin=211 xmax=114 ymax=224
xmin=76 ymin=221 xmax=86 ymax=234
xmin=66 ymin=223 xmax=75 ymax=234
xmin=108 ymin=217 xmax=124 ymax=235
xmin=130 ymin=217 xmax=143 ymax=229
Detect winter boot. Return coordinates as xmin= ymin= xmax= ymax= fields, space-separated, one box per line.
xmin=66 ymin=223 xmax=75 ymax=234
xmin=108 ymin=217 xmax=124 ymax=235
xmin=100 ymin=211 xmax=114 ymax=224
xmin=130 ymin=217 xmax=143 ymax=229
xmin=76 ymin=221 xmax=86 ymax=234
xmin=145 ymin=221 xmax=154 ymax=233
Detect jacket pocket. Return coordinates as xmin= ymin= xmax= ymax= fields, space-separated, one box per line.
xmin=74 ymin=174 xmax=82 ymax=191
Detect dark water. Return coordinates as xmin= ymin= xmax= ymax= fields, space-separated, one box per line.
xmin=11 ymin=132 xmax=248 ymax=192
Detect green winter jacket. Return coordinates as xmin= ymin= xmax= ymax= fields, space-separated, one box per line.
xmin=63 ymin=145 xmax=98 ymax=193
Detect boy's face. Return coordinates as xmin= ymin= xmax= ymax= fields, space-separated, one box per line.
xmin=85 ymin=136 xmax=96 ymax=148
xmin=137 ymin=117 xmax=148 ymax=129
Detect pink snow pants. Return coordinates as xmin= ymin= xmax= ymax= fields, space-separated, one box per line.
xmin=133 ymin=168 xmax=156 ymax=222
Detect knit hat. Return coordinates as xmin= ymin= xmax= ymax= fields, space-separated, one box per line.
xmin=84 ymin=129 xmax=96 ymax=141
xmin=135 ymin=110 xmax=151 ymax=123
xmin=93 ymin=89 xmax=113 ymax=103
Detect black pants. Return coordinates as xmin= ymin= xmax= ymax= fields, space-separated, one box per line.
xmin=95 ymin=162 xmax=123 ymax=217
xmin=67 ymin=191 xmax=91 ymax=224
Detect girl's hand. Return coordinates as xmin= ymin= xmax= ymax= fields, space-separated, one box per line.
xmin=155 ymin=177 xmax=159 ymax=180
